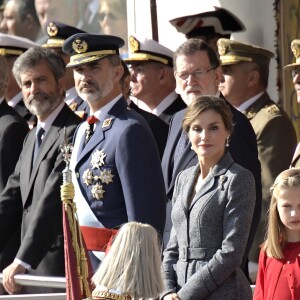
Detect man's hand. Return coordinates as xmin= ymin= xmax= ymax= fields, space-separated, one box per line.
xmin=2 ymin=261 xmax=26 ymax=294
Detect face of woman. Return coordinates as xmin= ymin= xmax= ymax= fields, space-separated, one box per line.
xmin=188 ymin=109 xmax=229 ymax=163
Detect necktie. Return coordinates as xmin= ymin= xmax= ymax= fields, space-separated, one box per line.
xmin=33 ymin=126 xmax=45 ymax=164
xmin=172 ymin=130 xmax=189 ymax=176
xmin=85 ymin=115 xmax=98 ymax=144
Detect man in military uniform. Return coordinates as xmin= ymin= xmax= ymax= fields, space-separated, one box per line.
xmin=124 ymin=35 xmax=186 ymax=125
xmin=63 ymin=33 xmax=166 ymax=270
xmin=285 ymin=39 xmax=300 ymax=168
xmin=42 ymin=21 xmax=89 ymax=119
xmin=0 ymin=33 xmax=37 ymax=128
xmin=169 ymin=5 xmax=245 ymax=52
xmin=217 ymin=38 xmax=297 ymax=282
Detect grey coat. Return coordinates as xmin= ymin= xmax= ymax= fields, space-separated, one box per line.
xmin=162 ymin=152 xmax=255 ymax=300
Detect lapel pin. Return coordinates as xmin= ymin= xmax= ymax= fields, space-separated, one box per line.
xmin=102 ymin=118 xmax=112 ymax=128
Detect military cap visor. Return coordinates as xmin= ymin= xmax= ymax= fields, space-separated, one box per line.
xmin=284 ymin=39 xmax=300 ymax=70
xmin=217 ymin=38 xmax=274 ymax=66
xmin=62 ymin=33 xmax=124 ymax=67
xmin=124 ymin=35 xmax=174 ymax=67
xmin=0 ymin=33 xmax=38 ymax=56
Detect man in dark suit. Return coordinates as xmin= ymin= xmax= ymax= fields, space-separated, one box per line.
xmin=162 ymin=38 xmax=261 ymax=279
xmin=63 ymin=33 xmax=166 ymax=270
xmin=120 ymin=60 xmax=168 ymax=159
xmin=0 ymin=47 xmax=81 ymax=294
xmin=0 ymin=33 xmax=38 ymax=128
xmin=124 ymin=35 xmax=186 ymax=124
xmin=42 ymin=21 xmax=90 ymax=119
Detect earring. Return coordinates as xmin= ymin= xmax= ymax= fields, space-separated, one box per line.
xmin=226 ymin=137 xmax=229 ymax=147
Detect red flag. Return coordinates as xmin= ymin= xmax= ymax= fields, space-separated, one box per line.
xmin=61 ymin=184 xmax=93 ymax=300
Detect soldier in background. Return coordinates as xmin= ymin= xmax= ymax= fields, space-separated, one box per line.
xmin=217 ymin=38 xmax=297 ymax=282
xmin=125 ymin=35 xmax=186 ymax=125
xmin=169 ymin=5 xmax=245 ymax=52
xmin=285 ymin=39 xmax=300 ymax=168
xmin=42 ymin=21 xmax=89 ymax=119
xmin=0 ymin=33 xmax=37 ymax=128
xmin=0 ymin=0 xmax=42 ymax=42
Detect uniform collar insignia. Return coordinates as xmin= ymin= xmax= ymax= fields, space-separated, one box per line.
xmin=102 ymin=118 xmax=113 ymax=128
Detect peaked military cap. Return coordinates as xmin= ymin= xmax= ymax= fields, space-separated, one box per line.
xmin=124 ymin=35 xmax=174 ymax=67
xmin=217 ymin=38 xmax=274 ymax=65
xmin=62 ymin=33 xmax=124 ymax=67
xmin=169 ymin=6 xmax=245 ymax=38
xmin=42 ymin=21 xmax=86 ymax=49
xmin=0 ymin=33 xmax=37 ymax=56
xmin=284 ymin=39 xmax=300 ymax=69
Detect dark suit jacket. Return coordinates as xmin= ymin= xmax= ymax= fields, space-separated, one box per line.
xmin=0 ymin=105 xmax=81 ymax=290
xmin=12 ymin=98 xmax=37 ymax=128
xmin=159 ymin=95 xmax=186 ymax=125
xmin=0 ymin=101 xmax=29 ymax=272
xmin=162 ymin=98 xmax=262 ymax=276
xmin=72 ymin=97 xmax=166 ymax=235
xmin=129 ymin=101 xmax=168 ymax=159
xmin=0 ymin=101 xmax=29 ymax=191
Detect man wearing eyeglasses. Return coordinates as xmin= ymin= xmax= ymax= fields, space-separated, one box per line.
xmin=285 ymin=39 xmax=300 ymax=168
xmin=124 ymin=35 xmax=186 ymax=125
xmin=162 ymin=38 xmax=261 ymax=280
xmin=218 ymin=38 xmax=297 ymax=282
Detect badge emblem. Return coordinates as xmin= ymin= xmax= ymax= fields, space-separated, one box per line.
xmin=91 ymin=183 xmax=105 ymax=200
xmin=102 ymin=118 xmax=112 ymax=128
xmin=72 ymin=38 xmax=88 ymax=54
xmin=47 ymin=22 xmax=58 ymax=37
xmin=218 ymin=42 xmax=228 ymax=56
xmin=90 ymin=149 xmax=107 ymax=169
xmin=292 ymin=42 xmax=300 ymax=59
xmin=129 ymin=35 xmax=140 ymax=53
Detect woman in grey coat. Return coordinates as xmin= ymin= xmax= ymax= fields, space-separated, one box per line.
xmin=161 ymin=96 xmax=255 ymax=300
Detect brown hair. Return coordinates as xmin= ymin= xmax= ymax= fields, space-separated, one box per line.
xmin=263 ymin=168 xmax=300 ymax=258
xmin=182 ymin=95 xmax=233 ymax=134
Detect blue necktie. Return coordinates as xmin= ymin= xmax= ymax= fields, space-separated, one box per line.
xmin=33 ymin=126 xmax=45 ymax=164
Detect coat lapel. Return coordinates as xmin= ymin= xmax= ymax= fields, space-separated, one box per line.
xmin=189 ymin=152 xmax=235 ymax=209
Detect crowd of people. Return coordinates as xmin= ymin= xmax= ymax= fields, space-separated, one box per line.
xmin=0 ymin=1 xmax=299 ymax=299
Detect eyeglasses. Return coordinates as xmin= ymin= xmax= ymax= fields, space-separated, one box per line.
xmin=175 ymin=66 xmax=217 ymax=81
xmin=291 ymin=67 xmax=300 ymax=79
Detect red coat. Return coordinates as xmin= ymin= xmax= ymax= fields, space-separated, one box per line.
xmin=254 ymin=244 xmax=300 ymax=300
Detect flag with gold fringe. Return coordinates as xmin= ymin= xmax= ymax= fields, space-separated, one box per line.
xmin=60 ymin=132 xmax=93 ymax=300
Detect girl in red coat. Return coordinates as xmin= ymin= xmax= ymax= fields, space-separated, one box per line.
xmin=254 ymin=168 xmax=300 ymax=300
